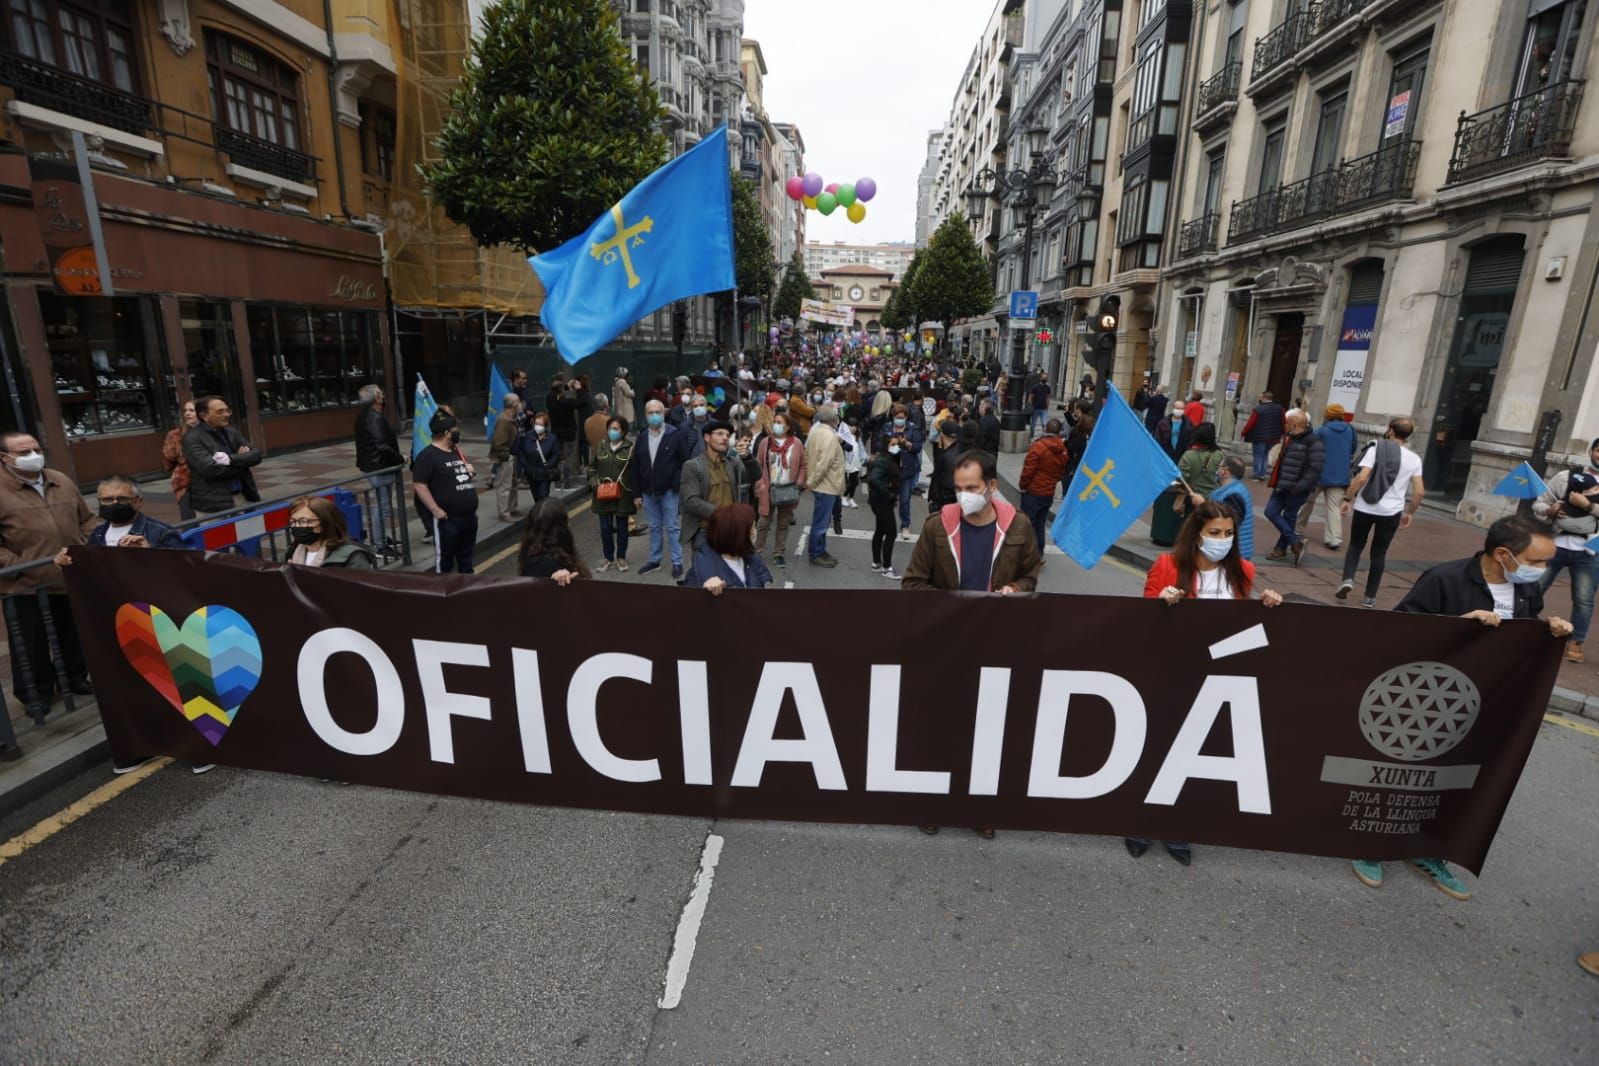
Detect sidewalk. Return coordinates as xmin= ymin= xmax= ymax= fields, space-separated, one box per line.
xmin=994 ymin=446 xmax=1599 ymax=721
xmin=0 ymin=428 xmax=586 ymax=817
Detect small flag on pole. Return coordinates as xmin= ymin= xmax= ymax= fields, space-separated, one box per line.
xmin=1490 ymin=461 xmax=1549 ymax=499
xmin=485 ymin=362 xmax=511 ymax=441
xmin=1051 ymin=384 xmax=1181 ymax=569
xmin=411 ymin=374 xmax=439 ymax=461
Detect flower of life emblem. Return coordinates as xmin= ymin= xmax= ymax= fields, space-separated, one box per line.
xmin=1357 ymin=661 xmax=1480 ymax=762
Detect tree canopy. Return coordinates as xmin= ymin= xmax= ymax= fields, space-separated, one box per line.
xmin=913 ymin=215 xmax=993 ymax=333
xmin=772 ymin=251 xmax=816 ymax=321
xmin=732 ymin=173 xmax=776 ymax=302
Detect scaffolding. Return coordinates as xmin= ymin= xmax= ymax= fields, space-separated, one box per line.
xmin=388 ymin=0 xmax=542 ymax=315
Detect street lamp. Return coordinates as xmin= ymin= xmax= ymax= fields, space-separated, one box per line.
xmin=965 ymin=125 xmax=1057 ymax=436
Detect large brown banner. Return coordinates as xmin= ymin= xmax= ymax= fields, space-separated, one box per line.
xmin=64 ymin=549 xmax=1565 ymax=873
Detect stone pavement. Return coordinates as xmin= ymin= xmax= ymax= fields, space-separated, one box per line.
xmin=0 ymin=426 xmax=587 ymax=815
xmin=993 ymin=444 xmax=1599 ymax=714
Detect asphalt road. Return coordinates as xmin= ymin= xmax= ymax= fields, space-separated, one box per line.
xmin=3 ymin=490 xmax=1597 ymax=1064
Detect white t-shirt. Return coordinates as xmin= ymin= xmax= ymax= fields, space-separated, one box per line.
xmin=1487 ymin=580 xmax=1515 ymax=620
xmin=1353 ymin=444 xmax=1423 ymax=517
xmin=724 ymin=555 xmax=746 ymax=584
xmin=1195 ymin=567 xmax=1234 ymax=600
xmin=103 ymin=522 xmax=133 ymax=547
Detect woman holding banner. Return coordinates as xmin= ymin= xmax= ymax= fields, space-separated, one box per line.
xmin=517 ymin=499 xmax=590 ymax=584
xmin=1130 ymin=501 xmax=1283 ymax=865
xmin=685 ymin=503 xmax=773 ymax=593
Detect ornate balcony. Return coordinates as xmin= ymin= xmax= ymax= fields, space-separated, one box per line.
xmin=1446 ymin=80 xmax=1584 ymax=185
xmin=1251 ymin=12 xmax=1305 ymax=85
xmin=1249 ymin=0 xmax=1369 ymax=94
xmin=1336 ymin=139 xmax=1422 ymax=211
xmin=0 ymin=48 xmax=153 ymax=136
xmin=1227 ymin=139 xmax=1421 ymax=244
xmin=1178 ymin=213 xmax=1219 ymax=258
xmin=1194 ymin=61 xmax=1241 ymax=129
xmin=214 ymin=126 xmax=315 ymax=185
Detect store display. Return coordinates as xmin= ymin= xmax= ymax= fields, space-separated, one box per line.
xmin=42 ymin=293 xmax=160 ymax=438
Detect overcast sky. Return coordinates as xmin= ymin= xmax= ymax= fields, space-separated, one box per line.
xmin=741 ymin=0 xmax=996 ymax=246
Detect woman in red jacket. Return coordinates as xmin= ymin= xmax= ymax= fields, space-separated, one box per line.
xmin=1130 ymin=500 xmax=1283 ymax=866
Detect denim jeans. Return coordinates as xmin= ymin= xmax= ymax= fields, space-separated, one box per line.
xmin=642 ymin=490 xmax=681 ymax=567
xmin=808 ymin=493 xmax=837 ymax=558
xmin=1019 ymin=492 xmax=1053 ymax=553
xmin=367 ymin=471 xmax=398 ymax=543
xmin=1251 ymin=441 xmax=1271 ymax=479
xmin=898 ymin=475 xmax=914 ymax=530
xmin=1265 ymin=491 xmax=1307 ymax=551
xmin=1540 ymin=545 xmax=1599 ymax=642
xmin=597 ymin=514 xmax=629 ymax=563
xmin=1029 ymin=408 xmax=1048 ymax=435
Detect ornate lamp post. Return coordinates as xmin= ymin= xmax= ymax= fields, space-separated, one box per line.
xmin=965 ymin=125 xmax=1058 ymax=435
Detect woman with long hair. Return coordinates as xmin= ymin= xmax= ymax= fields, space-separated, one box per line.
xmin=754 ymin=411 xmax=807 ymax=567
xmin=685 ymin=502 xmax=773 ymax=593
xmin=517 ymin=498 xmax=590 ymax=584
xmin=163 ymin=400 xmax=199 ymax=520
xmin=287 ymin=496 xmax=375 ymax=568
xmin=589 ymin=415 xmax=634 ymax=572
xmin=1129 ymin=501 xmax=1283 ymax=866
xmin=866 ymin=434 xmax=902 ymax=578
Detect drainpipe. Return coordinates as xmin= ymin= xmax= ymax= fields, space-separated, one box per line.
xmin=323 ymin=0 xmax=354 ymax=221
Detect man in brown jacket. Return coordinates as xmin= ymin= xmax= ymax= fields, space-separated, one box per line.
xmin=0 ymin=431 xmax=97 ymax=722
xmin=488 ymin=393 xmax=522 ymax=522
xmin=903 ymin=450 xmax=1042 ymax=594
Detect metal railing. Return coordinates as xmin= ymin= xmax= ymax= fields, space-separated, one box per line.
xmin=1251 ymin=0 xmax=1367 ymax=82
xmin=1179 ymin=212 xmax=1220 ymax=257
xmin=213 ymin=126 xmax=315 ymax=185
xmin=1228 ymin=139 xmax=1422 ymax=243
xmin=1335 ymin=138 xmax=1422 ymax=210
xmin=1446 ymin=80 xmax=1585 ymax=185
xmin=1196 ymin=61 xmax=1241 ymax=117
xmin=0 ymin=557 xmax=84 ymax=753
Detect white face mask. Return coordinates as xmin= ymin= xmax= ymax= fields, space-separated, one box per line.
xmin=1502 ymin=550 xmax=1547 ymax=584
xmin=13 ymin=451 xmax=44 ymax=475
xmin=534 ymin=424 xmax=548 ymax=436
xmin=888 ymin=444 xmax=901 ymax=456
xmin=772 ymin=424 xmax=788 ymax=438
xmin=1200 ymin=535 xmax=1234 ymax=562
xmin=957 ymin=490 xmax=988 ymax=516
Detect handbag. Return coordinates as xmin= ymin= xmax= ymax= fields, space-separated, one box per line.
xmin=596 ymin=478 xmax=622 ymax=502
xmin=770 ymin=482 xmax=800 ymax=507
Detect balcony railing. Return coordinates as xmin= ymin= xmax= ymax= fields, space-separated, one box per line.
xmin=1251 ymin=0 xmax=1368 ymax=83
xmin=1446 ymin=80 xmax=1584 ymax=185
xmin=213 ymin=126 xmax=315 ymax=185
xmin=0 ymin=48 xmax=152 ymax=135
xmin=1178 ymin=213 xmax=1219 ymax=257
xmin=1196 ymin=61 xmax=1241 ymax=116
xmin=1228 ymin=139 xmax=1421 ymax=243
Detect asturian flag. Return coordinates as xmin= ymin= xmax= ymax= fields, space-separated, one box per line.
xmin=411 ymin=374 xmax=439 ymax=461
xmin=531 ymin=125 xmax=736 ymax=364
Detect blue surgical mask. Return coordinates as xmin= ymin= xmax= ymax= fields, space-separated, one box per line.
xmin=894 ymin=417 xmax=906 ymax=428
xmin=1503 ymin=550 xmax=1547 ymax=584
xmin=607 ymin=428 xmax=622 ymax=442
xmin=1200 ymin=536 xmax=1234 ymax=562
xmin=694 ymin=406 xmax=707 ymax=420
xmin=647 ymin=412 xmax=664 ymax=428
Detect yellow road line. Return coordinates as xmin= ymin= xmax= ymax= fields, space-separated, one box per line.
xmin=0 ymin=756 xmax=170 ymax=868
xmin=1544 ymin=712 xmax=1599 ymax=738
xmin=480 ymin=497 xmax=593 ymax=572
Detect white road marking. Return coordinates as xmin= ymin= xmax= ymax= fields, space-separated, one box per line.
xmin=658 ymin=832 xmax=724 ymax=1009
xmin=1209 ymin=624 xmax=1270 ymax=660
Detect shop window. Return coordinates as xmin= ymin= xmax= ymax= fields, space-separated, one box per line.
xmin=179 ymin=299 xmax=242 ymax=421
xmin=247 ymin=304 xmax=381 ymax=415
xmin=2 ymin=0 xmax=139 ymax=92
xmin=41 ymin=292 xmax=165 ymax=439
xmin=204 ymin=31 xmax=301 ymax=150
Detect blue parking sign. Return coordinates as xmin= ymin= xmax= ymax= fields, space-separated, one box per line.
xmin=1010 ymin=290 xmax=1038 ymax=320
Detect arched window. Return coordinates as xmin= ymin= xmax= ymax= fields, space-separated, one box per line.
xmin=205 ymin=31 xmax=300 ymax=150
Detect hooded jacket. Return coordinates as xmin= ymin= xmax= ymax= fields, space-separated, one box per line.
xmin=1019 ymin=435 xmax=1070 ymax=497
xmin=902 ymin=498 xmax=1042 ymax=592
xmin=1314 ymin=419 xmax=1356 ymax=487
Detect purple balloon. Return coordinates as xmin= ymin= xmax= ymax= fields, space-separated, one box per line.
xmin=802 ymin=171 xmax=823 ymax=198
xmin=856 ymin=177 xmax=877 ymax=203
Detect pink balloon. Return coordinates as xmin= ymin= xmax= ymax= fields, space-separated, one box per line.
xmin=825 ymin=183 xmax=839 ymax=195
xmin=785 ymin=176 xmax=805 ymax=201
xmin=802 ymin=171 xmax=823 ymax=197
xmin=856 ymin=177 xmax=877 ymax=202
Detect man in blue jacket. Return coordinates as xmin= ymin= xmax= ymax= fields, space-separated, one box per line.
xmin=628 ymin=399 xmax=690 ymax=579
xmin=1192 ymin=456 xmax=1255 ymax=561
xmin=55 ymin=475 xmax=186 ymax=560
xmin=1296 ymin=403 xmax=1357 ymax=549
xmin=1242 ymin=392 xmax=1285 ymax=479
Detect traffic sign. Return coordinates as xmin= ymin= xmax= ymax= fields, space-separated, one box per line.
xmin=1009 ymin=290 xmax=1038 ymax=321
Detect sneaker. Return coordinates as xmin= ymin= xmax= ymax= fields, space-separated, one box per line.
xmin=774 ymin=555 xmax=786 ymax=568
xmin=810 ymin=553 xmax=838 ymax=568
xmin=1336 ymin=580 xmax=1353 ymax=600
xmin=112 ymin=756 xmax=156 ymax=775
xmin=671 ymin=565 xmax=683 ymax=580
xmin=1409 ymin=857 xmax=1472 ymax=900
xmin=1361 ymin=597 xmax=1376 ymax=608
xmin=1351 ymin=859 xmax=1384 ymax=888
xmin=870 ymin=562 xmax=881 ymax=572
xmin=190 ymin=763 xmax=216 ymax=775
xmin=899 ymin=528 xmax=911 ymax=540
xmin=639 ymin=561 xmax=661 ymax=576
xmin=1566 ymin=641 xmax=1585 ymax=663
xmin=616 ymin=559 xmax=629 ymax=572
xmin=880 ymin=567 xmax=900 ymax=579
xmin=596 ymin=560 xmax=613 ymax=573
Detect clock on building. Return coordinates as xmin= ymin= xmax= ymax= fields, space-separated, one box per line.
xmin=848 ymin=285 xmax=865 ymax=302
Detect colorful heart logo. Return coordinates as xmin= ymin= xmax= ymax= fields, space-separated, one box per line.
xmin=115 ymin=603 xmax=262 ymax=746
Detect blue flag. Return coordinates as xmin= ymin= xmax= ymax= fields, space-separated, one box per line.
xmin=485 ymin=362 xmax=511 ymax=441
xmin=531 ymin=126 xmax=736 ymax=363
xmin=1491 ymin=461 xmax=1549 ymax=499
xmin=1051 ymin=384 xmax=1181 ymax=569
xmin=411 ymin=374 xmax=439 ymax=461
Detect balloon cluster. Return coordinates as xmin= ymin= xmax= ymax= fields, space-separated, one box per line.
xmin=785 ymin=172 xmax=877 ymax=224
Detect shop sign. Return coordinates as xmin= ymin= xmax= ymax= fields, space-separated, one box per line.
xmin=331 ymin=275 xmax=379 ymax=303
xmin=1329 ymin=304 xmax=1377 ymax=410
xmin=28 ymin=132 xmax=115 ymax=297
xmin=1384 ymin=91 xmax=1411 ymax=140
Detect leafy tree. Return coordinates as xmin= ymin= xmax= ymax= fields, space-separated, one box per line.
xmin=732 ymin=173 xmax=776 ymax=302
xmin=885 ymin=250 xmax=925 ymax=331
xmin=422 ymin=0 xmax=668 ymax=253
xmin=914 ymin=216 xmax=993 ymax=344
xmin=773 ymin=251 xmax=816 ymax=321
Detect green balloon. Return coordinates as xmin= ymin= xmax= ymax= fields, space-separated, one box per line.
xmin=817 ymin=191 xmax=838 ymax=215
xmin=837 ymin=183 xmax=857 ymax=207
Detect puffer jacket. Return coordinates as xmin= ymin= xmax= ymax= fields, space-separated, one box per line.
xmin=1019 ymin=435 xmax=1070 ymax=496
xmin=1274 ymin=430 xmax=1325 ymax=497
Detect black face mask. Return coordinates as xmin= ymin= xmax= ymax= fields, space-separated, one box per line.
xmin=290 ymin=527 xmax=321 ymax=545
xmin=447 ymin=429 xmax=462 ymax=445
xmin=99 ymin=503 xmax=136 ymax=524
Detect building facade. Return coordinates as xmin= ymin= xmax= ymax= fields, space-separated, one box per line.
xmin=812 ymin=266 xmax=897 ymax=332
xmin=772 ymin=121 xmax=805 ymax=266
xmin=914 ymin=128 xmax=944 ymax=247
xmin=1157 ymin=0 xmax=1599 ymax=525
xmin=803 ymin=242 xmax=916 ymax=280
xmin=0 ymin=0 xmax=400 ymax=485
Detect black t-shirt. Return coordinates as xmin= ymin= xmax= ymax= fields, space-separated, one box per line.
xmin=413 ymin=444 xmax=478 ymax=517
xmin=520 ymin=553 xmax=565 ymax=579
xmin=959 ymin=519 xmax=997 ymax=591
